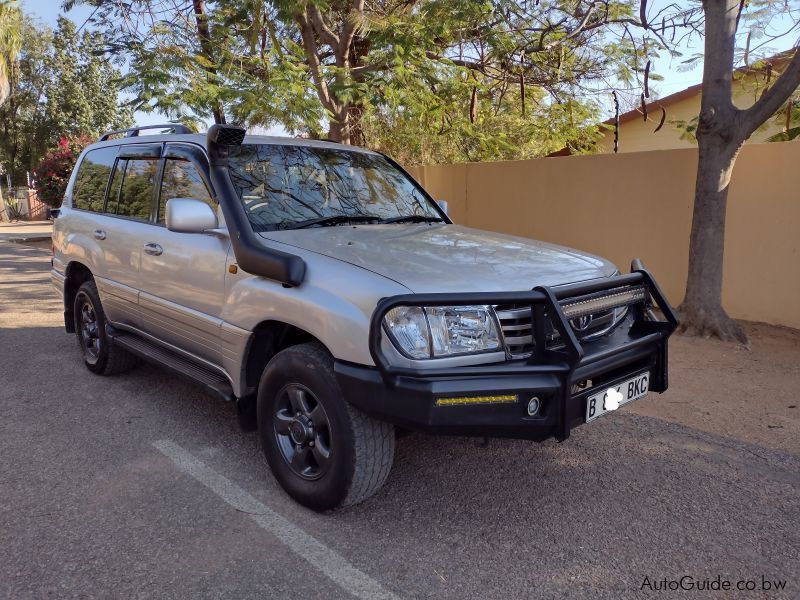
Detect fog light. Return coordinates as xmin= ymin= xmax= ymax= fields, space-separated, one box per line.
xmin=435 ymin=394 xmax=517 ymax=407
xmin=527 ymin=396 xmax=541 ymax=416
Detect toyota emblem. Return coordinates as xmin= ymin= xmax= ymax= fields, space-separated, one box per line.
xmin=571 ymin=314 xmax=593 ymax=331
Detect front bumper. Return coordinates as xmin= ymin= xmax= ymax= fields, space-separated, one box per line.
xmin=335 ymin=260 xmax=678 ymax=442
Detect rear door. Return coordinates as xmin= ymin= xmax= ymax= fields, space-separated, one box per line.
xmin=63 ymin=146 xmax=118 ymax=288
xmin=95 ymin=144 xmax=162 ymax=325
xmin=136 ymin=143 xmax=230 ymax=364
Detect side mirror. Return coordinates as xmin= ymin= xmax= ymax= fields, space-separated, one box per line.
xmin=436 ymin=200 xmax=449 ymax=216
xmin=166 ymin=198 xmax=218 ymax=233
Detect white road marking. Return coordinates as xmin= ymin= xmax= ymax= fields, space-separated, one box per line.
xmin=153 ymin=440 xmax=400 ymax=600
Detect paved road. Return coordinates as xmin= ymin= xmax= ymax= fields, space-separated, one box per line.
xmin=1 ymin=241 xmax=797 ymax=599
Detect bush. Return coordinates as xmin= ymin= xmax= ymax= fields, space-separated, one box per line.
xmin=32 ymin=136 xmax=92 ymax=207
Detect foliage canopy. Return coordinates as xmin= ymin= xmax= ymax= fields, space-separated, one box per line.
xmin=73 ymin=0 xmax=669 ymax=162
xmin=0 ymin=16 xmax=132 ymax=186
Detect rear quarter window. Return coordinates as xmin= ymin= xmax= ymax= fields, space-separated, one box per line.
xmin=72 ymin=147 xmax=118 ymax=212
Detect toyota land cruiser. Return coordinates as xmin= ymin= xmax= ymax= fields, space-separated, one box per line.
xmin=51 ymin=124 xmax=677 ymax=511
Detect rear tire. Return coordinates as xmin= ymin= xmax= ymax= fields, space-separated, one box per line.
xmin=74 ymin=280 xmax=137 ymax=375
xmin=257 ymin=343 xmax=395 ymax=511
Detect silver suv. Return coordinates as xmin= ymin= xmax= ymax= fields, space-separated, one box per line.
xmin=52 ymin=124 xmax=677 ymax=511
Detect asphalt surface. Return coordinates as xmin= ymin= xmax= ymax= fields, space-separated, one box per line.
xmin=1 ymin=241 xmax=797 ymax=599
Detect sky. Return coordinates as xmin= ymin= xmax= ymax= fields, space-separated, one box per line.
xmin=20 ymin=0 xmax=800 ymax=131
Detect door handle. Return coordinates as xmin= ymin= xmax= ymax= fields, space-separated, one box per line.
xmin=93 ymin=230 xmax=106 ymax=240
xmin=143 ymin=243 xmax=163 ymax=256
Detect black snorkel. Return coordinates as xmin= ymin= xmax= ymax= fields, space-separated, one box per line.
xmin=206 ymin=124 xmax=306 ymax=287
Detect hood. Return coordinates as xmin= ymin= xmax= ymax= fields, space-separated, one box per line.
xmin=259 ymin=224 xmax=616 ymax=293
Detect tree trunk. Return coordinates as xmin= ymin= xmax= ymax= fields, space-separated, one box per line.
xmin=211 ymin=103 xmax=226 ymax=125
xmin=677 ymin=0 xmax=747 ymax=343
xmin=327 ymin=114 xmax=350 ymax=144
xmin=678 ymin=135 xmax=747 ymax=342
xmin=347 ymin=104 xmax=365 ymax=146
xmin=678 ymin=3 xmax=800 ymax=342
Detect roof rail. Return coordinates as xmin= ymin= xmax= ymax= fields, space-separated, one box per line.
xmin=98 ymin=123 xmax=194 ymax=142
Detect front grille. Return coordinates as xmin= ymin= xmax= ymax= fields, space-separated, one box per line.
xmin=495 ymin=285 xmax=643 ymax=359
xmin=495 ymin=305 xmax=536 ymax=358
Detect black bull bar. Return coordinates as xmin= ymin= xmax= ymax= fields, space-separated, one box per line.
xmin=365 ymin=259 xmax=679 ymax=441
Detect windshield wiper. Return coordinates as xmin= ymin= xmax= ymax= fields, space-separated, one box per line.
xmin=288 ymin=215 xmax=382 ymax=230
xmin=379 ymin=215 xmax=445 ymax=224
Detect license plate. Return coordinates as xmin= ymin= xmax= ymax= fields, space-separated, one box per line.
xmin=585 ymin=371 xmax=650 ymax=423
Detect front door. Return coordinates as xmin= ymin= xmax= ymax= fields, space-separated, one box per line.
xmin=137 ymin=145 xmax=230 ymax=365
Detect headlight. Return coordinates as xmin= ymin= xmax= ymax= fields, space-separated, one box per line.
xmin=383 ymin=306 xmax=430 ymax=359
xmin=383 ymin=305 xmax=501 ymax=359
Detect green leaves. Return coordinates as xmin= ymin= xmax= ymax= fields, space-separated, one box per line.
xmin=45 ymin=17 xmax=133 ymax=139
xmin=0 ymin=14 xmax=131 ymax=186
xmin=0 ymin=0 xmax=23 ymax=105
xmin=361 ymin=65 xmax=603 ymax=164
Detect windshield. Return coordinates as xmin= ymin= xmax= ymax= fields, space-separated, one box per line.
xmin=227 ymin=144 xmax=442 ymax=231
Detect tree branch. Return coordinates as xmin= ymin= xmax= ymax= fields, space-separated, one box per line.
xmin=738 ymin=48 xmax=800 ymax=139
xmin=339 ymin=0 xmax=365 ymax=67
xmin=295 ymin=9 xmax=338 ymax=114
xmin=424 ymin=51 xmax=488 ymax=73
xmin=308 ymin=4 xmax=339 ymax=48
xmin=544 ymin=1 xmax=599 ymax=50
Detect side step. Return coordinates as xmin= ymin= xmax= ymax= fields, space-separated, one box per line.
xmin=109 ymin=329 xmax=235 ymax=402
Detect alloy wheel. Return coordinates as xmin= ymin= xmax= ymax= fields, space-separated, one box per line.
xmin=77 ymin=293 xmax=101 ymax=365
xmin=273 ymin=383 xmax=332 ymax=480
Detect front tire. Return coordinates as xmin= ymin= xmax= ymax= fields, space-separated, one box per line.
xmin=258 ymin=343 xmax=395 ymax=511
xmin=74 ymin=280 xmax=137 ymax=375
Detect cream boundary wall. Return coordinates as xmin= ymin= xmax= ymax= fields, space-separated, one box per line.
xmin=409 ymin=142 xmax=800 ymax=330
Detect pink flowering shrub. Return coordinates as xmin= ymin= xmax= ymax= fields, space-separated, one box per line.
xmin=33 ymin=136 xmax=92 ymax=207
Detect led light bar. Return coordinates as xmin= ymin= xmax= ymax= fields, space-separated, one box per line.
xmin=435 ymin=394 xmax=518 ymax=407
xmin=560 ymin=285 xmax=648 ymax=320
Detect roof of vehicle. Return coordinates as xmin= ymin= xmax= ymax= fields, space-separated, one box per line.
xmin=86 ymin=132 xmax=379 ymax=155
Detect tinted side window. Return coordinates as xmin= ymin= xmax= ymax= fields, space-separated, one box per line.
xmin=158 ymin=159 xmax=214 ymax=223
xmin=72 ymin=147 xmax=118 ymax=212
xmin=117 ymin=159 xmax=158 ymax=221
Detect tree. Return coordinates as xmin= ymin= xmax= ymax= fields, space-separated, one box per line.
xmin=678 ymin=1 xmax=800 ymax=342
xmin=0 ymin=16 xmax=52 ymax=186
xmin=46 ymin=17 xmax=133 ymax=139
xmin=256 ymin=0 xmax=652 ymax=144
xmin=76 ymin=0 xmax=656 ymax=146
xmin=360 ymin=70 xmax=603 ymax=164
xmin=0 ymin=15 xmax=132 ymax=187
xmin=0 ymin=0 xmax=22 ymax=213
xmin=0 ymin=0 xmax=21 ymax=105
xmin=66 ymin=0 xmax=239 ymax=126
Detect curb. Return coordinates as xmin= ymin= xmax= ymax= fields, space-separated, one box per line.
xmin=4 ymin=235 xmax=52 ymax=244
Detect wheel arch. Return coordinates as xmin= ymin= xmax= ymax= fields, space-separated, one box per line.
xmin=242 ymin=320 xmax=330 ymax=395
xmin=63 ymin=261 xmax=94 ymax=333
